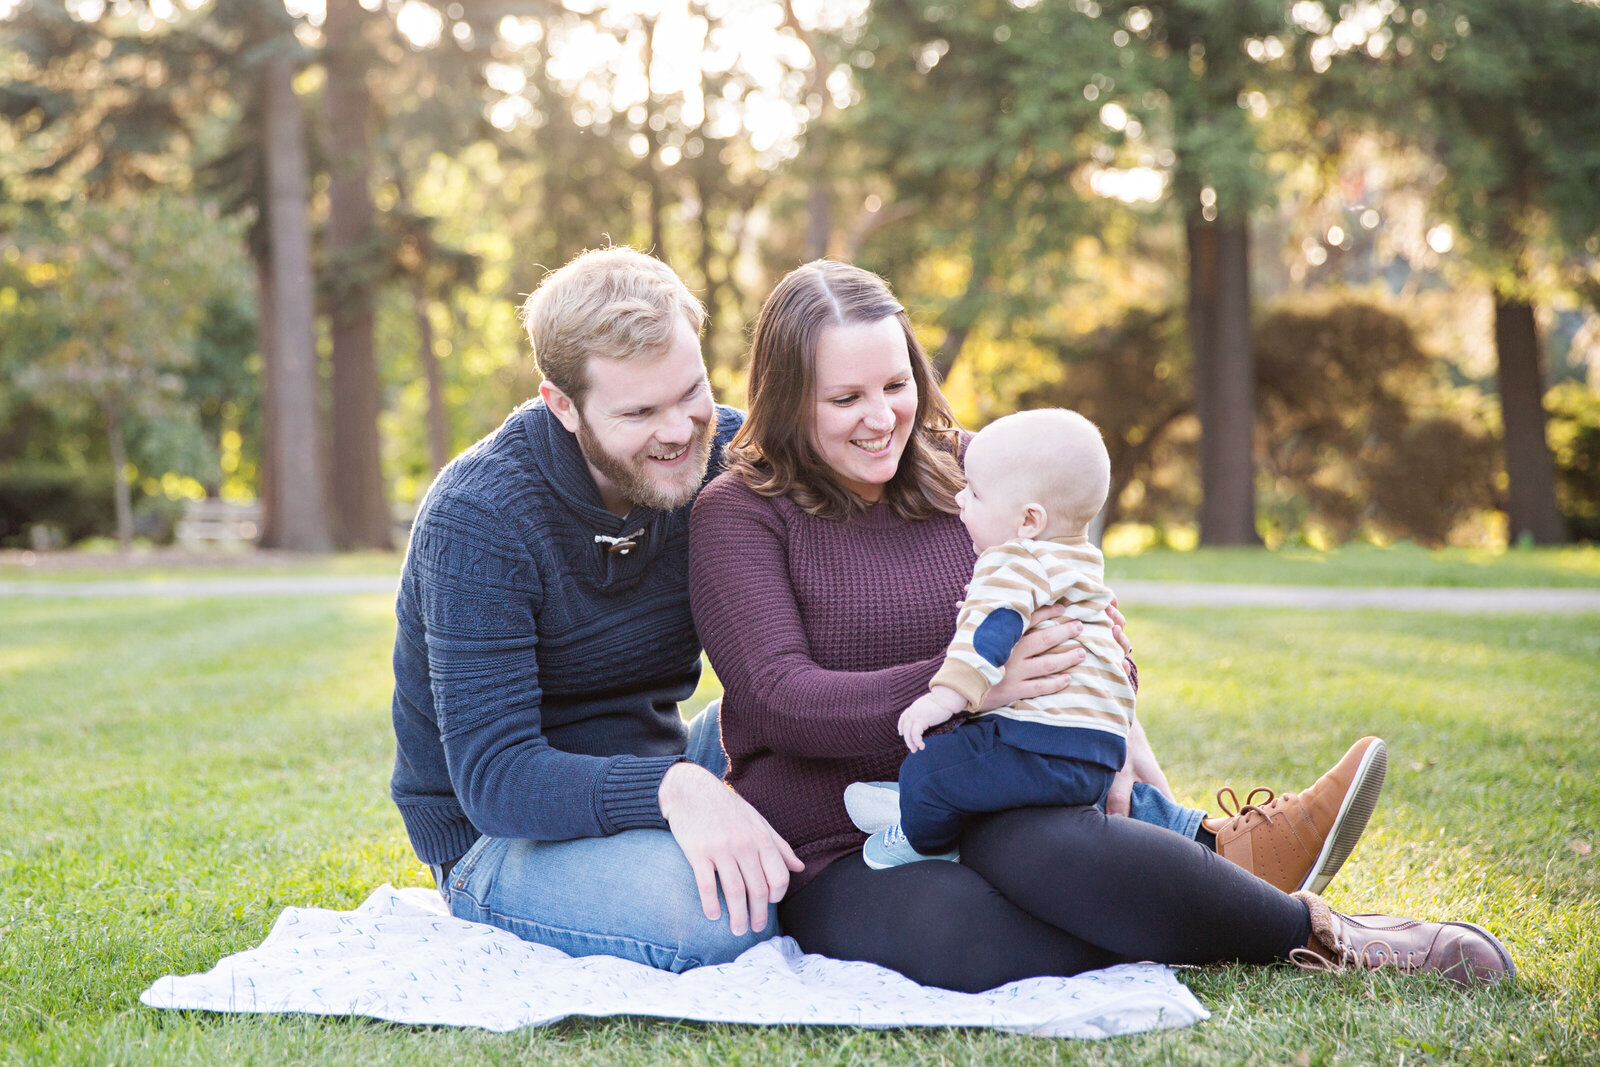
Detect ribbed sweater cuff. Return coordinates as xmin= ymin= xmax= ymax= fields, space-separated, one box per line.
xmin=397 ymin=801 xmax=480 ymax=866
xmin=598 ymin=754 xmax=681 ymax=833
xmin=930 ymin=659 xmax=990 ymax=711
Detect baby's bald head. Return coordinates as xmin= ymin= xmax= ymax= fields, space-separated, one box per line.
xmin=964 ymin=409 xmax=1110 ymax=539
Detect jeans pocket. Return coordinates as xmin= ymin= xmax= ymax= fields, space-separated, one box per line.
xmin=447 ymin=835 xmax=500 ymax=908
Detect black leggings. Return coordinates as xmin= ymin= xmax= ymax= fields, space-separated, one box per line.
xmin=778 ymin=805 xmax=1313 ymax=993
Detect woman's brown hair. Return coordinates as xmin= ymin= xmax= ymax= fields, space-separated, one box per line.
xmin=725 ymin=260 xmax=965 ymax=520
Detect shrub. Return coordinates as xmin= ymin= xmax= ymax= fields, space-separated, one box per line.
xmin=1548 ymin=381 xmax=1600 ymax=542
xmin=0 ymin=464 xmax=116 ymax=547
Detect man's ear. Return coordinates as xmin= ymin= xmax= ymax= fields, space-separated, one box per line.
xmin=540 ymin=380 xmax=583 ymax=433
xmin=1017 ymin=502 xmax=1049 ymax=539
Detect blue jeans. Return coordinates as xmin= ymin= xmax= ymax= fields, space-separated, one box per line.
xmin=443 ymin=699 xmax=772 ymax=973
xmin=1126 ymin=780 xmax=1205 ymax=838
xmin=444 ymin=700 xmax=1205 ymax=972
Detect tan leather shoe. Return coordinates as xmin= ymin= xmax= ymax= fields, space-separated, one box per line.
xmin=1203 ymin=737 xmax=1387 ymax=894
xmin=1293 ymin=891 xmax=1516 ymax=986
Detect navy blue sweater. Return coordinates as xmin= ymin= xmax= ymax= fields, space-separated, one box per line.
xmin=389 ymin=400 xmax=745 ymax=865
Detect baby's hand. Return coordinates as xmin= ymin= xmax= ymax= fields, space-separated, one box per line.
xmin=897 ymin=688 xmax=966 ymax=752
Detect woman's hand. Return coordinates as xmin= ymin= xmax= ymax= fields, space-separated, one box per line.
xmin=1104 ymin=715 xmax=1175 ymax=816
xmin=976 ymin=605 xmax=1085 ymax=712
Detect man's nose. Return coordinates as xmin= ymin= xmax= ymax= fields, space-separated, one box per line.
xmin=660 ymin=404 xmax=695 ymax=442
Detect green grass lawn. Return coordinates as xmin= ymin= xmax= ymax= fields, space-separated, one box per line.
xmin=1104 ymin=542 xmax=1600 ymax=587
xmin=6 ymin=541 xmax=1600 ymax=588
xmin=1 ymin=584 xmax=1596 ymax=1064
xmin=0 ymin=549 xmax=405 ymax=584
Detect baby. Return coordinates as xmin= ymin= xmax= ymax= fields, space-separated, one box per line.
xmin=863 ymin=407 xmax=1135 ymax=868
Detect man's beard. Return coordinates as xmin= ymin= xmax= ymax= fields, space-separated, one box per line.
xmin=575 ymin=414 xmax=714 ymax=511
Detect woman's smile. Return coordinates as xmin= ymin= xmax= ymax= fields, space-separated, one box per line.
xmin=810 ymin=316 xmax=919 ymax=503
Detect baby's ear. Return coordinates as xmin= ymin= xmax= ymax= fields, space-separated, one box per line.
xmin=1017 ymin=502 xmax=1048 ymax=539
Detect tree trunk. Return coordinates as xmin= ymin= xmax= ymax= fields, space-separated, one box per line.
xmin=252 ymin=248 xmax=281 ymax=547
xmin=807 ymin=182 xmax=831 ymax=260
xmin=1493 ymin=294 xmax=1568 ymax=543
xmin=1187 ymin=212 xmax=1260 ymax=545
xmin=782 ymin=0 xmax=832 ymax=260
xmin=932 ymin=171 xmax=998 ymax=381
xmin=323 ymin=0 xmax=392 ymax=549
xmin=693 ymin=163 xmax=724 ymax=369
xmin=102 ymin=396 xmax=133 ymax=552
xmin=931 ymin=245 xmax=993 ymax=380
xmin=259 ymin=49 xmax=331 ymax=552
xmin=639 ymin=16 xmax=665 ymax=259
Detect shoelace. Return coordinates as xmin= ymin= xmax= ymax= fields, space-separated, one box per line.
xmin=1215 ymin=786 xmax=1284 ymax=828
xmin=1289 ymin=937 xmax=1401 ymax=975
xmin=882 ymin=823 xmax=908 ymax=848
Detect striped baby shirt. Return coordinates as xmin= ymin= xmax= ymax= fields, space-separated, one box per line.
xmin=928 ymin=535 xmax=1134 ymax=764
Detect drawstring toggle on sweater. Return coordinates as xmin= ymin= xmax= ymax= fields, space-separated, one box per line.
xmin=595 ymin=528 xmax=646 ymax=556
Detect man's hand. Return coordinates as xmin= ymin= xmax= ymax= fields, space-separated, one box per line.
xmin=658 ymin=762 xmax=804 ymax=937
xmin=978 ymin=605 xmax=1085 ymax=711
xmin=1107 ymin=595 xmax=1132 ymax=657
xmin=898 ymin=686 xmax=967 ymax=752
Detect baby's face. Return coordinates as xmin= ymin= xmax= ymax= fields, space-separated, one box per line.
xmin=955 ymin=444 xmax=1027 ymax=553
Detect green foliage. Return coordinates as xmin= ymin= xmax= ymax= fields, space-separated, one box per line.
xmin=852 ymin=0 xmax=1121 ymax=363
xmin=1107 ymin=0 xmax=1287 ymax=213
xmin=19 ymin=195 xmax=247 ymax=414
xmin=15 ymin=194 xmax=249 ymax=475
xmin=4 ymin=0 xmax=1595 ymax=550
xmin=0 ymin=462 xmax=115 ymax=546
xmin=1406 ymin=0 xmax=1600 ymax=274
xmin=1014 ymin=296 xmax=1529 ymax=547
xmin=1254 ymin=298 xmax=1499 ymax=547
xmin=1548 ymin=381 xmax=1600 ymax=542
xmin=1017 ymin=305 xmax=1198 ymax=530
xmin=0 ymin=0 xmax=217 ymax=199
xmin=185 ymin=293 xmax=261 ymax=494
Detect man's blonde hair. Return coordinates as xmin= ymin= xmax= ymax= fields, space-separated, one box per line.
xmin=519 ymin=247 xmax=705 ymax=410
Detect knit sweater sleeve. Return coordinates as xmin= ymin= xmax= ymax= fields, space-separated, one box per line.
xmin=414 ymin=487 xmax=678 ymax=840
xmin=688 ymin=478 xmax=942 ymax=759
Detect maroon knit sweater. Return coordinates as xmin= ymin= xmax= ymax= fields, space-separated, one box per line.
xmin=688 ymin=471 xmax=978 ymax=891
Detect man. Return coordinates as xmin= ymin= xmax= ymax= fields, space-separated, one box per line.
xmin=390 ymin=247 xmax=1382 ymax=972
xmin=391 ymin=247 xmax=801 ymax=970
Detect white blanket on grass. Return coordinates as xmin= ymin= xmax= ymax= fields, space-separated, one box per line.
xmin=140 ymin=885 xmax=1208 ymax=1039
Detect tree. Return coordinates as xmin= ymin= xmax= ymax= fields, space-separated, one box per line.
xmin=1411 ymin=0 xmax=1600 ymax=544
xmin=1305 ymin=0 xmax=1600 ymax=543
xmin=258 ymin=35 xmax=332 ymax=552
xmin=3 ymin=0 xmax=338 ymax=549
xmin=1253 ymin=299 xmax=1498 ymax=547
xmin=852 ymin=0 xmax=1110 ymax=376
xmin=19 ymin=196 xmax=247 ymax=549
xmin=854 ymin=0 xmax=1278 ymax=543
xmin=1102 ymin=0 xmax=1286 ymax=545
xmin=321 ymin=0 xmax=391 ymax=548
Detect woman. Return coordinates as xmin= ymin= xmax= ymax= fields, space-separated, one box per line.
xmin=687 ymin=260 xmax=1513 ymax=992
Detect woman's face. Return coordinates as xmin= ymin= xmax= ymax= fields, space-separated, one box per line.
xmin=808 ymin=315 xmax=919 ymax=503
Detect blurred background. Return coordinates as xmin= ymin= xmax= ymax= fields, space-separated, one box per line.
xmin=1 ymin=0 xmax=1596 ymax=557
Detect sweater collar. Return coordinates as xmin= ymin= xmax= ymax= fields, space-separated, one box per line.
xmin=515 ymin=400 xmax=674 ymax=535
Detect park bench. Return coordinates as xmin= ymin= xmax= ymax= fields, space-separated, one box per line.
xmin=176 ymin=499 xmax=261 ymax=546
